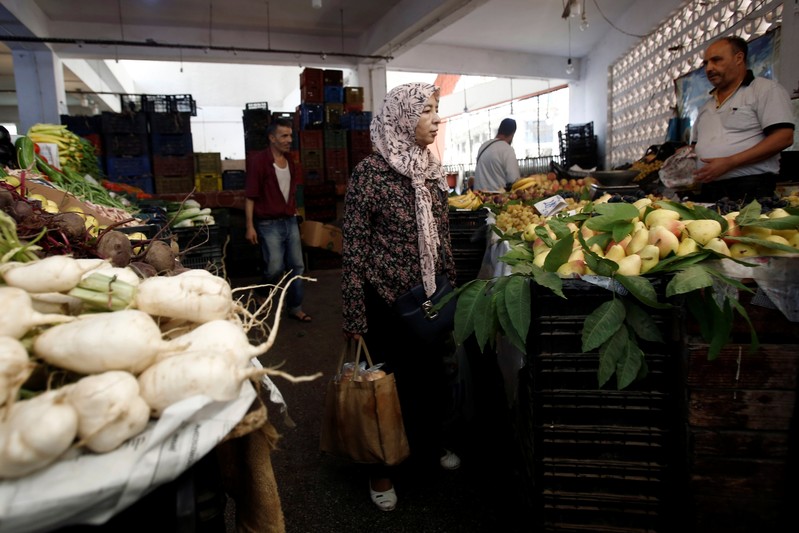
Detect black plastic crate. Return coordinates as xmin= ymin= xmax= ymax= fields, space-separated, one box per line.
xmin=101 ymin=111 xmax=147 ymax=135
xmin=141 ymin=94 xmax=196 ymax=116
xmin=105 ymin=155 xmax=151 ymax=178
xmin=173 ymin=224 xmax=221 ymax=257
xmin=61 ymin=114 xmax=101 ymax=135
xmin=244 ymin=130 xmax=269 ymax=152
xmin=151 ymin=132 xmax=194 ymax=156
xmin=222 ymin=170 xmax=246 ymax=190
xmin=148 ymin=112 xmax=192 ymax=134
xmin=102 ymin=133 xmax=149 ymax=157
xmin=243 ymin=108 xmax=271 ymax=132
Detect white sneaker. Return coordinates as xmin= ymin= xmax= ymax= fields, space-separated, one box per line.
xmin=440 ymin=449 xmax=461 ymax=470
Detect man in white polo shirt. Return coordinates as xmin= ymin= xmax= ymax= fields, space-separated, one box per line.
xmin=691 ymin=35 xmax=794 ymax=201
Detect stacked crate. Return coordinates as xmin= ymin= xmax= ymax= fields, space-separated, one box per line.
xmin=683 ymin=289 xmax=799 ymax=532
xmin=243 ymin=102 xmax=271 ymax=153
xmin=324 ymin=129 xmax=348 ymax=195
xmin=519 ymin=279 xmax=682 ymax=532
xmin=448 ymin=210 xmax=488 ymax=283
xmin=558 ymin=122 xmax=598 ymax=170
xmin=149 ymin=112 xmax=194 ymax=194
xmin=194 ymin=152 xmax=222 ymax=192
xmin=60 ymin=114 xmax=102 ymax=155
xmin=295 ymin=68 xmax=331 ymax=222
xmin=101 ymin=111 xmax=153 ymax=194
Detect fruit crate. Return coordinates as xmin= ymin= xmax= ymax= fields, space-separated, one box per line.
xmin=60 ymin=114 xmax=101 ymax=136
xmin=301 ymin=149 xmax=323 ymax=170
xmin=105 ymin=155 xmax=151 ymax=178
xmin=105 ymin=175 xmax=154 ymax=195
xmin=323 ymin=85 xmax=344 ymax=104
xmin=148 ymin=112 xmax=192 ymax=135
xmin=152 ymin=155 xmax=195 ymax=178
xmin=323 ymin=69 xmax=343 ymax=86
xmin=299 ymin=130 xmax=324 ymax=150
xmin=100 ymin=111 xmax=147 ymax=135
xmin=222 ymin=170 xmax=246 ymax=190
xmin=243 ymin=106 xmax=271 ymax=132
xmin=324 ymin=103 xmax=344 ymax=128
xmin=346 ymin=130 xmax=371 ymax=151
xmin=151 ymin=132 xmax=194 ymax=156
xmin=193 ymin=152 xmax=222 ymax=175
xmin=244 ymin=130 xmax=269 ymax=152
xmin=340 ymin=111 xmax=372 ymax=130
xmin=102 ymin=133 xmax=149 ymax=158
xmin=155 ymin=175 xmax=194 ymax=195
xmin=324 ymin=130 xmax=347 ymax=150
xmin=300 ymin=67 xmax=324 ymax=89
xmin=344 ymin=87 xmax=364 ymax=105
xmin=194 ymin=173 xmax=222 ymax=193
xmin=141 ymin=94 xmax=196 ymax=116
xmin=298 ymin=103 xmax=324 ymax=129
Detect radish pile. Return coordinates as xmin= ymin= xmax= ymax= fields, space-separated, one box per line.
xmin=0 ymin=235 xmax=320 ymax=480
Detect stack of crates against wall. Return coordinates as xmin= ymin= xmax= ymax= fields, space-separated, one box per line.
xmin=152 ymin=153 xmax=195 ymax=194
xmin=303 ymin=180 xmax=336 ymax=222
xmin=243 ymin=102 xmax=270 ymax=153
xmin=518 ymin=278 xmax=682 ymax=532
xmin=300 ymin=67 xmax=324 ymax=104
xmin=194 ymin=152 xmax=222 ymax=192
xmin=299 ymin=130 xmax=324 ymax=186
xmin=340 ymin=110 xmax=372 ymax=131
xmin=559 ymin=121 xmax=598 ymax=169
xmin=344 ymin=86 xmax=364 ymax=112
xmin=173 ymin=223 xmax=223 ymax=273
xmin=60 ymin=114 xmax=103 ymax=156
xmin=448 ymin=210 xmax=488 ymax=283
xmin=100 ymin=111 xmax=154 ymax=194
xmin=322 ymin=69 xmax=344 ymax=129
xmin=324 ymin=129 xmax=348 ymax=194
xmin=347 ymin=130 xmax=372 ymax=173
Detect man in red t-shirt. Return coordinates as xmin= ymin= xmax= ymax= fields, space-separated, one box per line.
xmin=245 ymin=118 xmax=311 ymax=322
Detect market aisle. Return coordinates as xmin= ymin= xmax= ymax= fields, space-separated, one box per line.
xmin=249 ymin=267 xmax=533 ymax=533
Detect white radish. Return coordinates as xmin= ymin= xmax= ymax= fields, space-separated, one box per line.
xmin=66 ymin=371 xmax=150 ymax=453
xmin=138 ymin=351 xmax=266 ymax=417
xmin=29 ymin=292 xmax=84 ymax=316
xmin=0 ymin=389 xmax=78 ymax=478
xmin=33 ymin=309 xmax=181 ymax=375
xmin=81 ymin=266 xmax=141 ymax=287
xmin=0 ymin=256 xmax=106 ymax=293
xmin=134 ymin=270 xmax=233 ymax=323
xmin=0 ymin=336 xmax=34 ymax=408
xmin=0 ymin=286 xmax=74 ymax=339
xmin=159 ymin=319 xmax=272 ymax=366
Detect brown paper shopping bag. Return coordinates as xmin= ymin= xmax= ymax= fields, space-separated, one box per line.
xmin=319 ymin=338 xmax=410 ymax=465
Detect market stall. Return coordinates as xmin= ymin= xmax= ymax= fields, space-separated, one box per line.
xmin=0 ymin=130 xmax=314 ymax=531
xmin=447 ymin=168 xmax=799 ymax=531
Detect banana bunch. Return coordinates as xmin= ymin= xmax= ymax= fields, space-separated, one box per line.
xmin=27 ymin=123 xmax=101 ymax=177
xmin=511 ymin=174 xmax=545 ymax=192
xmin=448 ymin=190 xmax=483 ymax=210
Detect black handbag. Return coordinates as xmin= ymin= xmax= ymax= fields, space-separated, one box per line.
xmin=393 ymin=273 xmax=457 ymax=342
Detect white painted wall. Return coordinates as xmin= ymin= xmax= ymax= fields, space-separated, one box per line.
xmin=570 ymin=0 xmax=685 ymax=168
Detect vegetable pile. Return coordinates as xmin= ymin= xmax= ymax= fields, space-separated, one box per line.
xmin=0 ymin=256 xmax=319 ymax=480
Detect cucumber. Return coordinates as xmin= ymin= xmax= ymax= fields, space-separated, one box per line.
xmin=15 ymin=136 xmax=36 ymax=170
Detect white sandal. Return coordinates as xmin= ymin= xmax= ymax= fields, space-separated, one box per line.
xmin=440 ymin=449 xmax=461 ymax=470
xmin=369 ymin=480 xmax=397 ymax=512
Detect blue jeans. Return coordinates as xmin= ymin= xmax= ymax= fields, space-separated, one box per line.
xmin=255 ymin=216 xmax=305 ymax=314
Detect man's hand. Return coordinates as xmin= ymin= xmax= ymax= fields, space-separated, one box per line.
xmin=694 ymin=156 xmax=736 ymax=183
xmin=245 ymin=226 xmax=258 ymax=245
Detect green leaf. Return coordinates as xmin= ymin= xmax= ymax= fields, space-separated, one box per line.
xmin=686 ymin=292 xmax=713 ymax=341
xmin=612 ymin=221 xmax=635 ymax=244
xmin=707 ymin=298 xmax=734 ymax=360
xmin=548 ymin=218 xmax=572 ymax=239
xmin=587 ymin=232 xmax=614 ymax=251
xmin=691 ymin=204 xmax=728 ymax=231
xmin=453 ymin=280 xmax=489 ymax=345
xmin=498 ymin=245 xmax=535 ymax=266
xmin=530 ymin=265 xmax=566 ymax=299
xmin=473 ymin=288 xmax=497 ymax=352
xmin=496 ymin=287 xmax=526 ymax=352
xmin=504 ymin=275 xmax=531 ymax=343
xmin=594 ymin=202 xmax=640 ymax=220
xmin=744 ymin=215 xmax=799 ymax=230
xmin=665 ymin=265 xmax=714 ymax=297
xmin=728 ymin=297 xmax=760 ymax=354
xmin=543 ymin=232 xmax=574 ymax=272
xmin=623 ymin=299 xmax=665 ymax=343
xmin=726 ymin=235 xmax=797 ymax=254
xmin=616 ymin=274 xmax=670 ymax=309
xmin=616 ymin=340 xmax=644 ymax=390
xmin=646 ymin=251 xmax=713 ymax=274
xmin=598 ymin=325 xmax=630 ymax=388
xmin=654 ymin=200 xmax=695 ymax=219
xmin=535 ymin=225 xmax=554 ymax=247
xmin=593 ymin=257 xmax=620 ymax=278
xmin=582 ymin=299 xmax=626 ymax=352
xmin=704 ymin=267 xmax=755 ymax=293
xmin=736 ymin=200 xmax=762 ymax=226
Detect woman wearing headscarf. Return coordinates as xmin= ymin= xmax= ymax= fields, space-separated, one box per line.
xmin=342 ymin=82 xmax=459 ymax=512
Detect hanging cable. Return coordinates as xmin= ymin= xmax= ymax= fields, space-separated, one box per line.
xmin=591 ymin=0 xmax=647 ymax=38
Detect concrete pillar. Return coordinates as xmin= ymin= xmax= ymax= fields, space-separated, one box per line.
xmin=13 ymin=49 xmax=67 ymax=132
xmin=369 ymin=64 xmax=387 ymax=114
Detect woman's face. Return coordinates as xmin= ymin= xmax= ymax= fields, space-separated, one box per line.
xmin=414 ymin=93 xmax=440 ymax=148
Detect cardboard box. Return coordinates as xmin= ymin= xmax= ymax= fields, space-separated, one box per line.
xmin=300 ymin=220 xmax=342 ymax=254
xmin=221 ymin=159 xmax=246 ymax=172
xmin=25 ymin=180 xmax=115 ymax=226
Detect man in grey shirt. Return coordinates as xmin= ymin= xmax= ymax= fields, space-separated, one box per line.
xmin=473 ymin=118 xmax=521 ymax=192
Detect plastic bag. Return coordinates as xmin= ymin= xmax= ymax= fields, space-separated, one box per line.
xmin=658 ymin=145 xmax=697 ymax=189
xmin=336 ymin=361 xmax=387 ymax=383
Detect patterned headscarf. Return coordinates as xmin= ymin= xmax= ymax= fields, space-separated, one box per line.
xmin=371 ymin=82 xmax=448 ymax=297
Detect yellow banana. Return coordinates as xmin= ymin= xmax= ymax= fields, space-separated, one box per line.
xmin=511 ymin=177 xmax=535 ymax=191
